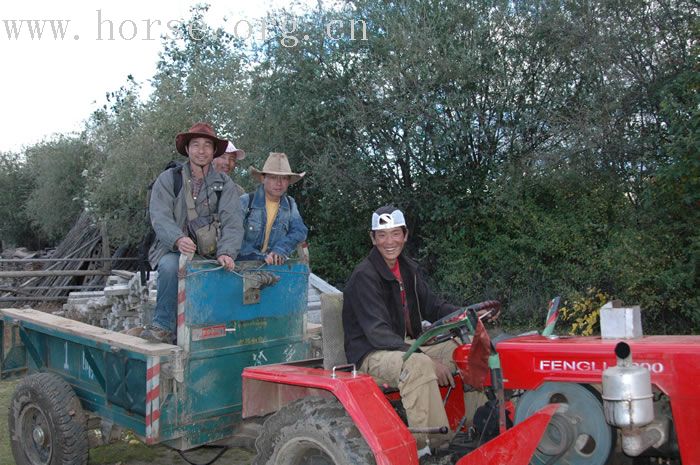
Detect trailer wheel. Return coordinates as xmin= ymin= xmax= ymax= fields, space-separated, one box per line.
xmin=9 ymin=372 xmax=88 ymax=465
xmin=253 ymin=397 xmax=376 ymax=465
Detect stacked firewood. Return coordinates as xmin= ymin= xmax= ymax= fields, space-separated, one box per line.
xmin=25 ymin=213 xmax=104 ymax=299
xmin=61 ymin=271 xmax=158 ymax=331
xmin=1 ymin=212 xmax=136 ymax=303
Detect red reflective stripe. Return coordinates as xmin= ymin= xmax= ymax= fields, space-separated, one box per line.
xmin=146 ymin=388 xmax=159 ymax=402
xmin=147 ymin=364 xmax=160 ymax=379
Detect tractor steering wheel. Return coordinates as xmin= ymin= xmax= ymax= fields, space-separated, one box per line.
xmin=403 ymin=301 xmax=501 ymax=359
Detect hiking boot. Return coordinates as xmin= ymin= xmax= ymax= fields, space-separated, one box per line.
xmin=140 ymin=325 xmax=175 ymax=344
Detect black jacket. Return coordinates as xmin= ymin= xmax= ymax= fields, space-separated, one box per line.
xmin=342 ymin=247 xmax=459 ymax=366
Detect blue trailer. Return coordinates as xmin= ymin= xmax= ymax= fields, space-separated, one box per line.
xmin=1 ymin=257 xmax=315 ymax=464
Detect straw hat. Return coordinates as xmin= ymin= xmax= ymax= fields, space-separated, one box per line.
xmin=175 ymin=122 xmax=228 ymax=158
xmin=249 ymin=152 xmax=306 ymax=184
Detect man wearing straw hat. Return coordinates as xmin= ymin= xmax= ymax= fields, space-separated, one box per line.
xmin=213 ymin=140 xmax=246 ymax=196
xmin=141 ymin=122 xmax=244 ymax=344
xmin=238 ymin=152 xmax=308 ymax=265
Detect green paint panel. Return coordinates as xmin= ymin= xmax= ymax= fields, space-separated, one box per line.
xmin=105 ymin=351 xmax=147 ymax=415
xmin=1 ymin=320 xmax=27 ymax=378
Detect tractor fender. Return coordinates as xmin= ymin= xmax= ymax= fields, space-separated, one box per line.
xmin=456 ymin=403 xmax=560 ymax=465
xmin=242 ymin=364 xmax=418 ymax=465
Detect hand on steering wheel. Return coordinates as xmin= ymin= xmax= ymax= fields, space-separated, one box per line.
xmin=403 ymin=301 xmax=502 ymax=360
xmin=422 ymin=300 xmax=501 ymax=345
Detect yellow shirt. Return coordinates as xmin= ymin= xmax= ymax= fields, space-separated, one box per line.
xmin=261 ymin=198 xmax=280 ymax=253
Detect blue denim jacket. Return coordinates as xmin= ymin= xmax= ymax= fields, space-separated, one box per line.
xmin=237 ymin=185 xmax=308 ymax=260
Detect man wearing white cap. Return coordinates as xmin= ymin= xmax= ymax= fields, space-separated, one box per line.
xmin=342 ymin=205 xmax=464 ymax=456
xmin=213 ymin=141 xmax=246 ymax=196
xmin=237 ymin=152 xmax=308 ymax=265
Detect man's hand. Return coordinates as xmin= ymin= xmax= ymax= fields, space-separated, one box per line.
xmin=264 ymin=252 xmax=286 ymax=265
xmin=217 ymin=254 xmax=235 ymax=271
xmin=176 ymin=236 xmax=197 ymax=255
xmin=477 ymin=307 xmax=501 ymax=323
xmin=432 ymin=359 xmax=455 ymax=388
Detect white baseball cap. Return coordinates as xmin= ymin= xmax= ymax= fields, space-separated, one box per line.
xmin=371 ymin=207 xmax=406 ymax=231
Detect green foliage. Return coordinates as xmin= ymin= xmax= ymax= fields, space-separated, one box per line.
xmin=84 ymin=5 xmax=249 ymax=245
xmin=22 ymin=137 xmax=96 ymax=242
xmin=0 ymin=152 xmax=45 ymax=248
xmin=3 ymin=0 xmax=695 ymax=334
xmin=559 ymin=288 xmax=610 ymax=336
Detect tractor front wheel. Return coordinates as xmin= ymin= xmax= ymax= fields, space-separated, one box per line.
xmin=9 ymin=372 xmax=88 ymax=465
xmin=253 ymin=397 xmax=376 ymax=465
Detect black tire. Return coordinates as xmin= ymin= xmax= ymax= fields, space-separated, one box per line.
xmin=253 ymin=397 xmax=376 ymax=465
xmin=8 ymin=372 xmax=88 ymax=465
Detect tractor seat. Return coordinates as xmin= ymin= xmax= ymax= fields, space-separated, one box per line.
xmin=320 ymin=293 xmax=400 ymax=394
xmin=320 ymin=293 xmax=348 ymax=370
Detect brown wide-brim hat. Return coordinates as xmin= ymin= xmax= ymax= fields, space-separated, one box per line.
xmin=249 ymin=152 xmax=306 ymax=184
xmin=175 ymin=122 xmax=228 ymax=158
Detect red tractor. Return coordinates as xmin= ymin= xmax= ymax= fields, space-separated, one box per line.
xmin=242 ymin=298 xmax=699 ymax=465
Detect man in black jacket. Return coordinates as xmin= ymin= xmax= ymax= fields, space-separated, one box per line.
xmin=342 ymin=206 xmax=461 ymax=455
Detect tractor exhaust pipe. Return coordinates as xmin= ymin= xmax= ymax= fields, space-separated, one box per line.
xmin=602 ymin=342 xmax=669 ymax=457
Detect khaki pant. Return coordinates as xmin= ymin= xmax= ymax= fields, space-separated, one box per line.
xmin=360 ymin=339 xmax=458 ymax=449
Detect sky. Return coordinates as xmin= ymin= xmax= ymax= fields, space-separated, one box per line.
xmin=0 ymin=1 xmax=300 ymax=153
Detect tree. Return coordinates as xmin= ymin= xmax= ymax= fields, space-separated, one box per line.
xmin=23 ymin=137 xmax=96 ymax=242
xmin=0 ymin=152 xmax=45 ymax=249
xmin=84 ymin=5 xmax=250 ymax=244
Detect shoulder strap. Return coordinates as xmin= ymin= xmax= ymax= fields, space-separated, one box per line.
xmin=243 ymin=191 xmax=255 ymax=222
xmin=181 ymin=168 xmax=199 ymax=221
xmin=172 ymin=164 xmax=183 ymax=197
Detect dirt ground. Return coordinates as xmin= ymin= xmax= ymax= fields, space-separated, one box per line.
xmin=1 ymin=379 xmax=255 ymax=465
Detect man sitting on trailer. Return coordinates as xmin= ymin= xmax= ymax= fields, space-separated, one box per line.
xmin=141 ymin=123 xmax=244 ymax=344
xmin=237 ymin=152 xmax=307 ymax=265
xmin=212 ymin=140 xmax=246 ymax=196
xmin=342 ymin=206 xmax=496 ymax=457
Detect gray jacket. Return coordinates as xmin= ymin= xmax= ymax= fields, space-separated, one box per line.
xmin=148 ymin=162 xmax=244 ymax=267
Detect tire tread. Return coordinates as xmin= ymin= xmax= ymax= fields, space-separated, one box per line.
xmin=9 ymin=372 xmax=88 ymax=465
xmin=254 ymin=397 xmax=376 ymax=465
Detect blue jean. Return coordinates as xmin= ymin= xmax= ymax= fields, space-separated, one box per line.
xmin=152 ymin=252 xmax=179 ymax=333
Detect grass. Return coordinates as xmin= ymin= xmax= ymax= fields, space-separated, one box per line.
xmin=89 ymin=439 xmax=161 ymax=464
xmin=1 ymin=379 xmax=17 ymax=465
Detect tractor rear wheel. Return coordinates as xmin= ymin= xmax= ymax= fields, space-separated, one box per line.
xmin=9 ymin=372 xmax=88 ymax=465
xmin=253 ymin=397 xmax=376 ymax=465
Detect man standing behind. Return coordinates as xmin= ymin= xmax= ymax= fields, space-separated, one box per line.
xmin=342 ymin=206 xmax=463 ymax=456
xmin=213 ymin=140 xmax=246 ymax=196
xmin=237 ymin=152 xmax=308 ymax=265
xmin=142 ymin=122 xmax=244 ymax=344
